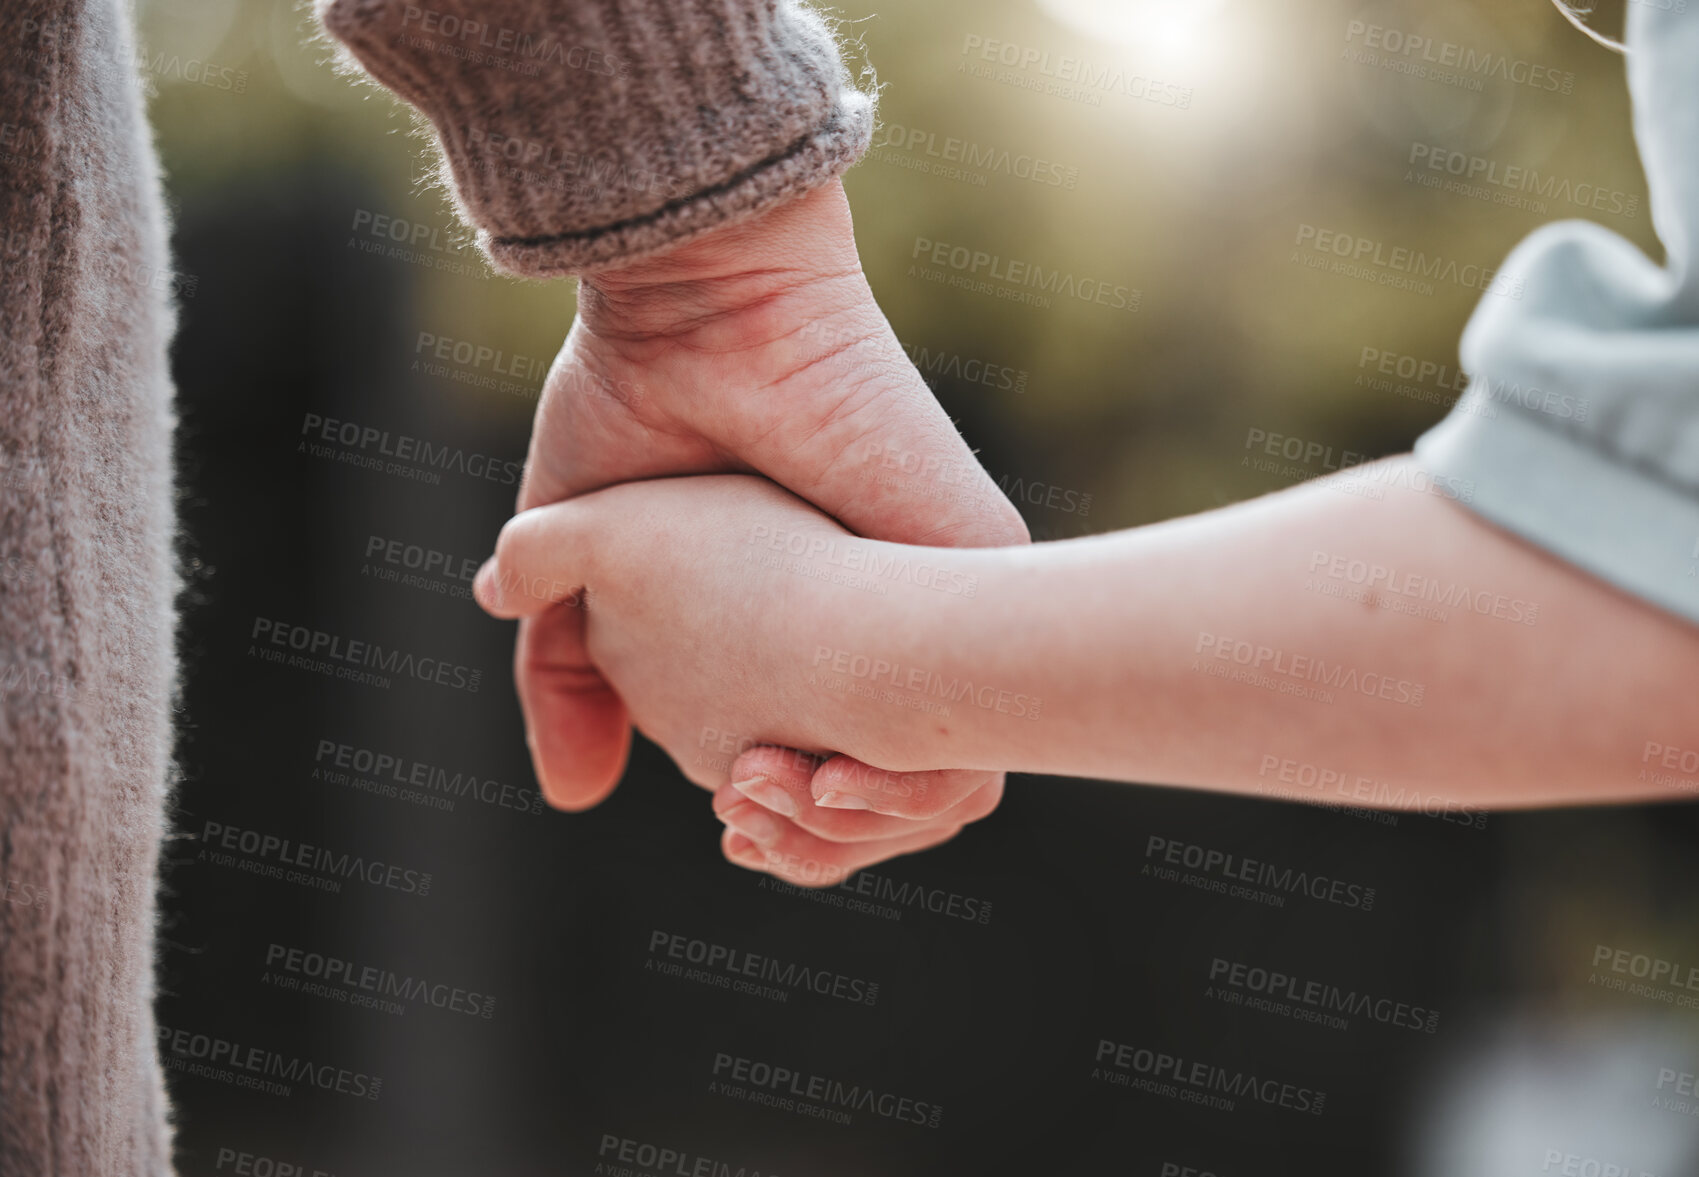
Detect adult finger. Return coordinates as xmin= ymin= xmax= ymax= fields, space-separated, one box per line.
xmin=808 ymin=756 xmax=1004 ymax=821
xmin=714 ymin=747 xmax=1002 ymax=843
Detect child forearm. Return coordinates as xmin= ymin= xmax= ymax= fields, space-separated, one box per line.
xmin=880 ymin=457 xmax=1699 ymax=807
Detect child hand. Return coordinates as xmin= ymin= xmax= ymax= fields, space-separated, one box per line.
xmin=474 ymin=475 xmax=1004 ymax=885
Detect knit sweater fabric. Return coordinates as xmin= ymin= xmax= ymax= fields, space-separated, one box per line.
xmin=0 ymin=1 xmax=870 ymax=1173
xmin=319 ymin=0 xmax=877 ymax=274
xmin=0 ymin=0 xmax=179 ymax=1172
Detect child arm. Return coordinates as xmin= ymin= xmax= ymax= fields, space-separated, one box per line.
xmin=478 ymin=457 xmax=1699 ymax=845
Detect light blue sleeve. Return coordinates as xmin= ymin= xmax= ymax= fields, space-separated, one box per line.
xmin=1413 ymin=2 xmax=1699 ymax=625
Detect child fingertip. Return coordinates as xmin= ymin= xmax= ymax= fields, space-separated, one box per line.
xmin=473 ymin=558 xmax=502 ymax=611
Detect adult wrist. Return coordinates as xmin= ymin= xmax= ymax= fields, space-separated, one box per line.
xmin=573 ymin=180 xmax=871 ymax=342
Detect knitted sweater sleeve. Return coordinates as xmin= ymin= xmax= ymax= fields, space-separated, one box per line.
xmin=1413 ymin=3 xmax=1699 ymax=625
xmin=0 ymin=0 xmax=179 ymax=1172
xmin=318 ymin=0 xmax=877 ymax=275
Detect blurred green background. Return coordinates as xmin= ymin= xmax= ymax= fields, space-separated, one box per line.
xmin=138 ymin=0 xmax=1649 ymax=534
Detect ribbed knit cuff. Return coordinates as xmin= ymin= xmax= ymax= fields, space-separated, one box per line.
xmin=321 ymin=0 xmax=876 ymax=275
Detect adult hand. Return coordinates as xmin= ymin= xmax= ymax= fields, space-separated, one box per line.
xmin=484 ymin=178 xmax=1029 ymax=881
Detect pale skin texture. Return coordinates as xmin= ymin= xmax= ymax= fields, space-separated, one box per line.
xmin=492 ymin=178 xmax=1027 ymax=879
xmin=477 ymin=461 xmax=1699 ymax=884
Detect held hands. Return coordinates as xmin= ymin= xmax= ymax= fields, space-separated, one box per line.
xmin=476 ymin=476 xmax=1008 ymax=885
xmin=481 ymin=179 xmax=1027 ymax=884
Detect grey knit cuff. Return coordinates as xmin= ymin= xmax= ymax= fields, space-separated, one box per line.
xmin=321 ymin=0 xmax=876 ymax=276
